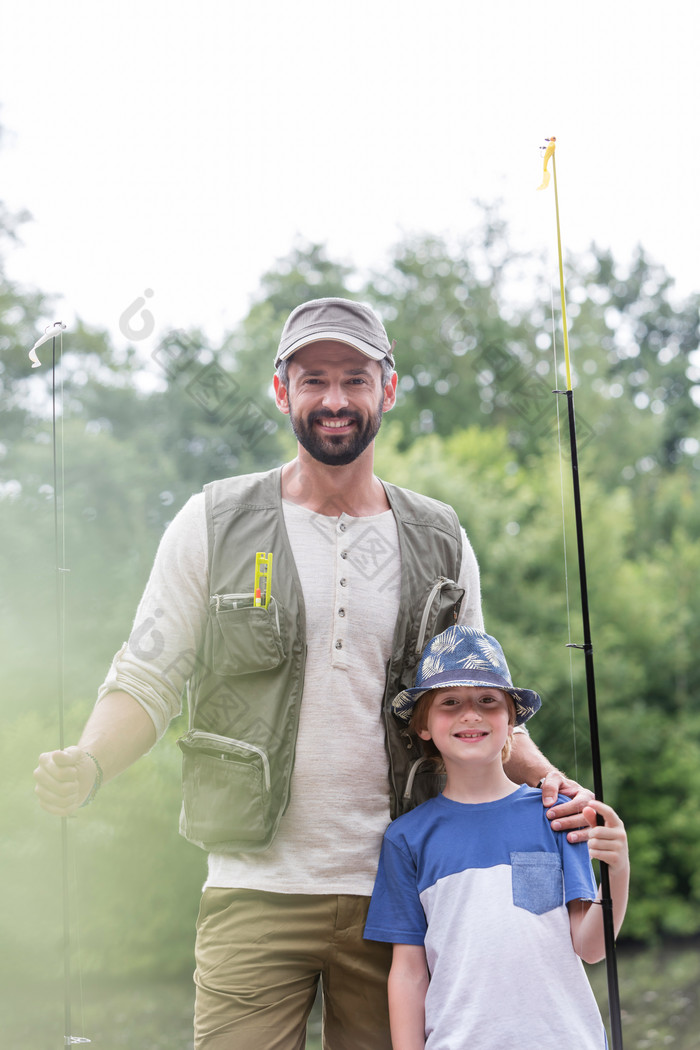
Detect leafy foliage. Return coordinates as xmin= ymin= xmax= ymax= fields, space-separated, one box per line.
xmin=4 ymin=196 xmax=700 ymax=978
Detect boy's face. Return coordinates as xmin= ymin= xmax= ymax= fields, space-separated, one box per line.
xmin=417 ymin=685 xmax=514 ymax=767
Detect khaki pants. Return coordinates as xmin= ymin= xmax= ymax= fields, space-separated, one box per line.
xmin=194 ymin=888 xmax=393 ymax=1050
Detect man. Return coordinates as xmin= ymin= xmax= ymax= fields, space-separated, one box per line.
xmin=35 ymin=298 xmax=592 ymax=1050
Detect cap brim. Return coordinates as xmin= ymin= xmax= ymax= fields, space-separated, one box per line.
xmin=276 ymin=332 xmax=392 ymax=365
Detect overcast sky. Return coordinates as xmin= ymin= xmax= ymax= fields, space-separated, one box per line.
xmin=2 ymin=0 xmax=699 ymax=357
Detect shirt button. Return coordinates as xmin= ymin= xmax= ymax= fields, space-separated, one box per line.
xmin=335 ymin=640 xmax=343 ymax=649
xmin=338 ymin=608 xmax=346 ymax=617
xmin=340 ymin=550 xmax=348 ymax=559
xmin=339 ymin=578 xmax=347 ymax=587
xmin=339 ymin=522 xmax=347 ymax=532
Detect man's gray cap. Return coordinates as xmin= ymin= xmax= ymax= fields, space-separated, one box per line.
xmin=275 ymin=297 xmax=395 ymax=368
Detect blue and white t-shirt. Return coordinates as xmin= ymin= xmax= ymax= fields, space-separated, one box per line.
xmin=365 ymin=785 xmax=607 ymax=1050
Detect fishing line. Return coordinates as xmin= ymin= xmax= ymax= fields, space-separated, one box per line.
xmin=38 ymin=325 xmax=91 ymax=1046
xmin=52 ymin=330 xmax=66 ymax=748
xmin=50 ymin=329 xmax=71 ymax=1044
xmin=548 ymin=282 xmax=580 ymax=784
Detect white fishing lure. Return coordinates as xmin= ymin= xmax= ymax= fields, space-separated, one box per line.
xmin=28 ymin=320 xmax=67 ymax=367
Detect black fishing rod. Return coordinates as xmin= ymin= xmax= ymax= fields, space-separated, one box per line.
xmin=538 ymin=138 xmax=625 ymax=1050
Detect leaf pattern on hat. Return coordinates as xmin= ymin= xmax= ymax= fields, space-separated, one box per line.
xmin=425 ymin=627 xmax=463 ymax=657
xmin=417 ymin=653 xmax=449 ymax=681
xmin=420 ymin=626 xmax=509 ymax=681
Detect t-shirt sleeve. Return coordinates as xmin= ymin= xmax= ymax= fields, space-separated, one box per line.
xmin=364 ymin=833 xmax=427 ymax=945
xmin=95 ymin=492 xmax=209 ymax=738
xmin=558 ymin=806 xmax=599 ymax=904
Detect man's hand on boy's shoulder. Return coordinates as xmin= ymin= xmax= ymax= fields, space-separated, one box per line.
xmin=539 ymin=770 xmax=596 ymax=843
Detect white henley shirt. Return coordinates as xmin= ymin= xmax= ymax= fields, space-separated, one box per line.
xmin=98 ymin=491 xmax=484 ymax=895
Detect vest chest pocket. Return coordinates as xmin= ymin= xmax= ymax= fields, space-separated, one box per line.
xmin=510 ymin=851 xmax=564 ymax=915
xmin=207 ymin=594 xmax=286 ymax=676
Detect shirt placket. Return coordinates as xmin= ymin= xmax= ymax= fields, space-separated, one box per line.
xmin=332 ymin=516 xmax=350 ymax=669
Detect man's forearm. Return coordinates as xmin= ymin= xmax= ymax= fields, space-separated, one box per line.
xmin=78 ymin=690 xmax=158 ymax=783
xmin=35 ymin=690 xmax=159 ymax=815
xmin=504 ymin=731 xmax=559 ymax=787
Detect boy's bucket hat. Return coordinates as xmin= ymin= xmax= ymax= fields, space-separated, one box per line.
xmin=275 ymin=297 xmax=395 ymax=368
xmin=392 ymin=626 xmax=541 ymax=727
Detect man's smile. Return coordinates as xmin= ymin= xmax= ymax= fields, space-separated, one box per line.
xmin=316 ymin=417 xmax=355 ymax=430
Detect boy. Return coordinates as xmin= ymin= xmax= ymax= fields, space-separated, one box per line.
xmin=364 ymin=625 xmax=629 ymax=1050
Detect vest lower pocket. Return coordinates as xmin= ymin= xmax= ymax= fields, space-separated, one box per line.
xmin=178 ymin=730 xmax=271 ymax=850
xmin=510 ymin=851 xmax=563 ymax=915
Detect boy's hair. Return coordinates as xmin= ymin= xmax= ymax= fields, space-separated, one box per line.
xmin=408 ymin=687 xmax=517 ymax=766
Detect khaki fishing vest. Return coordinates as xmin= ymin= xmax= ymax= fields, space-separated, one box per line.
xmin=178 ymin=467 xmax=464 ymax=852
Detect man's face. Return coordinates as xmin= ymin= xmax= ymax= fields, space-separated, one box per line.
xmin=274 ymin=341 xmax=397 ymax=466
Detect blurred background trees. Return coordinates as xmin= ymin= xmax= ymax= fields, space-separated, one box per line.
xmin=3 ymin=190 xmax=700 ymax=981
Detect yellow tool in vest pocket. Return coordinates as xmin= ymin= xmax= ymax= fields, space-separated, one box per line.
xmin=254 ymin=551 xmax=273 ymax=608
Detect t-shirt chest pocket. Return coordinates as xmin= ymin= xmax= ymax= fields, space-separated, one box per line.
xmin=510 ymin=851 xmax=564 ymax=915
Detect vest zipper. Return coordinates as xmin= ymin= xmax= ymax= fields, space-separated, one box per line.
xmin=415 ymin=576 xmax=449 ymax=654
xmin=190 ymin=729 xmax=271 ymax=792
xmin=211 ymin=592 xmax=255 ymax=611
xmin=403 ymin=757 xmax=424 ymax=803
xmin=211 ymin=593 xmax=280 ymax=632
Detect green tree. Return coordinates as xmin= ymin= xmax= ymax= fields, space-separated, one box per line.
xmin=364 ymin=224 xmax=554 ymax=456
xmin=5 ymin=191 xmax=700 ymax=976
xmin=554 ymin=246 xmax=700 ymax=482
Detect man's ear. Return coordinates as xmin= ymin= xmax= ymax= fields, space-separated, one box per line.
xmin=273 ymin=374 xmax=290 ymax=415
xmin=382 ymin=371 xmax=398 ymax=413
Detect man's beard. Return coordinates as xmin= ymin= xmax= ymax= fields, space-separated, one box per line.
xmin=288 ymin=401 xmax=384 ymax=466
